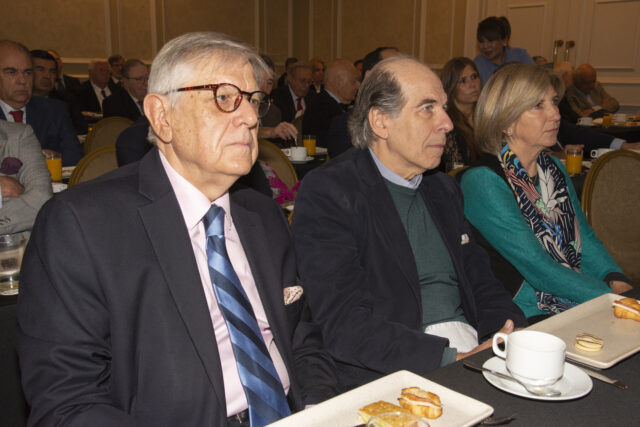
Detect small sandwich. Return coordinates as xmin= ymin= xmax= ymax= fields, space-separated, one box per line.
xmin=358 ymin=401 xmax=415 ymax=427
xmin=575 ymin=333 xmax=604 ymax=352
xmin=398 ymin=387 xmax=443 ymax=419
xmin=613 ymin=298 xmax=640 ymax=322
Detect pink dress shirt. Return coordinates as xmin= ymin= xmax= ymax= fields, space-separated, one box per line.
xmin=159 ymin=152 xmax=290 ymax=416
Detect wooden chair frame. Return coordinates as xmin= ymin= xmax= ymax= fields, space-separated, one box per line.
xmin=84 ymin=116 xmax=133 ymax=155
xmin=68 ymin=144 xmax=117 ymax=186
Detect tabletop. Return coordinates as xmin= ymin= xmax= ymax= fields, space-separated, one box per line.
xmin=425 ymin=286 xmax=640 ymax=426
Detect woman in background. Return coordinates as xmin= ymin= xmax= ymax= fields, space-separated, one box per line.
xmin=440 ymin=57 xmax=482 ymax=172
xmin=474 ymin=16 xmax=533 ymax=84
xmin=460 ymin=64 xmax=632 ymax=321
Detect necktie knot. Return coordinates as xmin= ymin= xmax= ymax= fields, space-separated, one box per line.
xmin=203 ymin=204 xmax=225 ymax=238
xmin=9 ymin=110 xmax=23 ymax=123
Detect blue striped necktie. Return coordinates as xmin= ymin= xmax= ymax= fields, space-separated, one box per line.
xmin=203 ymin=204 xmax=291 ymax=426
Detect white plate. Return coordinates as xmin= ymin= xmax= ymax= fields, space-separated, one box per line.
xmin=527 ymin=293 xmax=640 ymax=368
xmin=482 ymin=357 xmax=592 ymax=401
xmin=268 ymin=370 xmax=493 ymax=427
xmin=52 ymin=182 xmax=68 ymax=193
xmin=289 ymin=156 xmax=314 ymax=164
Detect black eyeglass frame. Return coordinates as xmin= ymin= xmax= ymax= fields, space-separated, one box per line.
xmin=166 ymin=83 xmax=270 ymax=117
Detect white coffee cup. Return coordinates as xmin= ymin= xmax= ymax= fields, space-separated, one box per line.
xmin=289 ymin=146 xmax=307 ymax=161
xmin=613 ymin=113 xmax=627 ymax=123
xmin=577 ymin=117 xmax=593 ymax=126
xmin=281 ymin=148 xmax=291 ymax=157
xmin=492 ymin=330 xmax=565 ymax=386
xmin=590 ymin=148 xmax=613 ymax=159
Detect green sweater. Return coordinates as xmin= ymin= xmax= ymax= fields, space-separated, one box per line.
xmin=461 ymin=157 xmax=621 ymax=318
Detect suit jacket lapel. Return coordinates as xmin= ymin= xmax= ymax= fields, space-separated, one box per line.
xmin=137 ymin=150 xmax=227 ymax=408
xmin=356 ymin=150 xmax=422 ymax=311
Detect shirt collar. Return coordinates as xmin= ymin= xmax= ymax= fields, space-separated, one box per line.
xmin=0 ymin=98 xmax=26 ymax=120
xmin=158 ymin=150 xmax=231 ymax=233
xmin=325 ymin=89 xmax=342 ymax=105
xmin=368 ymin=147 xmax=422 ymax=189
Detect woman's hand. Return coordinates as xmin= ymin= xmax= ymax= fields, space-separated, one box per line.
xmin=609 ymin=280 xmax=633 ymax=294
xmin=456 ymin=319 xmax=514 ymax=361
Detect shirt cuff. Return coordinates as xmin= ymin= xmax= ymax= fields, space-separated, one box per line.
xmin=609 ymin=138 xmax=625 ymax=150
xmin=439 ymin=347 xmax=457 ymax=367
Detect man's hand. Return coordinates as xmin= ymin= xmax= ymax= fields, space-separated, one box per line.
xmin=42 ymin=149 xmax=58 ymax=158
xmin=621 ymin=142 xmax=640 ymax=150
xmin=610 ymin=280 xmax=633 ymax=295
xmin=258 ymin=122 xmax=298 ymax=140
xmin=456 ymin=319 xmax=514 ymax=361
xmin=0 ymin=176 xmax=25 ymax=198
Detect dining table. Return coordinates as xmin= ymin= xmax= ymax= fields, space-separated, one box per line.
xmin=425 ymin=286 xmax=640 ymax=426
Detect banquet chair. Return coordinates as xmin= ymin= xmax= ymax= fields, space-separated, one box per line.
xmin=83 ymin=116 xmax=133 ymax=155
xmin=258 ymin=139 xmax=299 ymax=190
xmin=448 ymin=165 xmax=469 ymax=178
xmin=68 ymin=145 xmax=118 ymax=187
xmin=581 ymin=150 xmax=640 ymax=284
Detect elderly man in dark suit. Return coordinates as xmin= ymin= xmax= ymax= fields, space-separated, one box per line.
xmin=271 ymin=63 xmax=312 ymax=123
xmin=293 ymin=56 xmax=526 ymax=392
xmin=0 ymin=41 xmax=83 ymax=166
xmin=103 ymin=59 xmax=148 ymax=121
xmin=77 ymin=59 xmax=119 ymax=113
xmin=18 ymin=32 xmax=336 ymax=427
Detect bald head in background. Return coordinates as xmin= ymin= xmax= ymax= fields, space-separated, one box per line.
xmin=565 ymin=62 xmax=619 ymax=118
xmin=324 ymin=58 xmax=361 ymax=105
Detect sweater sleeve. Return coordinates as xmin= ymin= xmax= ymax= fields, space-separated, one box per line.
xmin=460 ymin=166 xmax=610 ymax=304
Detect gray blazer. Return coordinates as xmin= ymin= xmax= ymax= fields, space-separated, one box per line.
xmin=0 ymin=121 xmax=52 ymax=234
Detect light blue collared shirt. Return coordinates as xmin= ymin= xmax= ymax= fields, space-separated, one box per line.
xmin=368 ymin=148 xmax=423 ymax=189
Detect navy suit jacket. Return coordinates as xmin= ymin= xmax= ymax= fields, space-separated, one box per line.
xmin=0 ymin=96 xmax=83 ymax=166
xmin=302 ymin=90 xmax=346 ymax=148
xmin=103 ymin=89 xmax=142 ymax=122
xmin=78 ymin=80 xmax=120 ymax=113
xmin=18 ymin=149 xmax=336 ymax=426
xmin=271 ymin=85 xmax=302 ymax=123
xmin=115 ymin=116 xmax=151 ymax=166
xmin=292 ymin=148 xmax=526 ymax=391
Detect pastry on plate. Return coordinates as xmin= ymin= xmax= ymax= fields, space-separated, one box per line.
xmin=613 ymin=298 xmax=640 ymax=322
xmin=398 ymin=387 xmax=443 ymax=419
xmin=358 ymin=401 xmax=414 ymax=426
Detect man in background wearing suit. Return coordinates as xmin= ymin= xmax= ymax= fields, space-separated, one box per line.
xmin=293 ymin=56 xmax=525 ymax=392
xmin=302 ymin=58 xmax=360 ymax=148
xmin=0 ymin=41 xmax=83 ymax=166
xmin=271 ymin=63 xmax=312 ymax=123
xmin=18 ymin=32 xmax=335 ymax=426
xmin=48 ymin=49 xmax=81 ymax=94
xmin=103 ymin=58 xmax=148 ymax=121
xmin=77 ymin=59 xmax=119 ymax=113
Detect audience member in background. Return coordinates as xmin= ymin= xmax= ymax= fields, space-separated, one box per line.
xmin=18 ymin=31 xmax=336 ymax=427
xmin=532 ymin=55 xmax=548 ymax=65
xmin=103 ymin=59 xmax=148 ymax=121
xmin=565 ymin=63 xmax=619 ymax=118
xmin=326 ymin=46 xmax=399 ymax=159
xmin=303 ymin=58 xmax=360 ymax=148
xmin=293 ymin=56 xmax=525 ymax=392
xmin=48 ymin=49 xmax=81 ymax=94
xmin=0 ymin=121 xmax=52 ymax=234
xmin=77 ymin=59 xmax=118 ymax=113
xmin=440 ymin=57 xmax=482 ymax=172
xmin=276 ymin=56 xmax=298 ymax=88
xmin=30 ymin=49 xmax=87 ymax=135
xmin=460 ymin=64 xmax=632 ymax=323
xmin=0 ymin=41 xmax=83 ymax=166
xmin=115 ymin=115 xmax=150 ymax=166
xmin=271 ymin=63 xmax=312 ymax=122
xmin=308 ymin=57 xmax=325 ymax=97
xmin=257 ymin=54 xmax=297 ymax=144
xmin=354 ymin=59 xmax=363 ymax=76
xmin=474 ymin=16 xmax=533 ymax=84
xmin=108 ymin=54 xmax=125 ymax=86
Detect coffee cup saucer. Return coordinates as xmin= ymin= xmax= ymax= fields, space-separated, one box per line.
xmin=482 ymin=356 xmax=592 ymax=401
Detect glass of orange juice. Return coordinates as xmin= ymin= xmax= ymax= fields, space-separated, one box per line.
xmin=565 ymin=147 xmax=583 ymax=175
xmin=45 ymin=152 xmax=62 ymax=181
xmin=602 ymin=114 xmax=612 ymax=128
xmin=303 ymin=134 xmax=316 ymax=155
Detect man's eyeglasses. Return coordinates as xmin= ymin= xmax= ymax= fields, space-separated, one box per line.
xmin=127 ymin=75 xmax=149 ymax=83
xmin=167 ymin=83 xmax=270 ymax=118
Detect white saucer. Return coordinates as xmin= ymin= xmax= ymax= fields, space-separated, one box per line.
xmin=289 ymin=156 xmax=314 ymax=164
xmin=482 ymin=356 xmax=592 ymax=401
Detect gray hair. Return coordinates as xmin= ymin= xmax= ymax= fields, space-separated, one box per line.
xmin=121 ymin=59 xmax=146 ymax=78
xmin=146 ymin=32 xmax=269 ymax=144
xmin=474 ymin=63 xmax=564 ymax=155
xmin=88 ymin=59 xmax=108 ymax=71
xmin=348 ymin=55 xmax=410 ymax=149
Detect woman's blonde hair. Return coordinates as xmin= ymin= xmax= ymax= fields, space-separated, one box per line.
xmin=474 ymin=63 xmax=564 ymax=155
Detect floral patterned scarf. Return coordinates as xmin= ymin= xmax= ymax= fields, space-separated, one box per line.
xmin=499 ymin=145 xmax=581 ymax=314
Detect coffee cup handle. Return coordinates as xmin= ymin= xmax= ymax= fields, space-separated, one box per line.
xmin=591 ymin=150 xmax=598 ymax=158
xmin=492 ymin=332 xmax=508 ymax=358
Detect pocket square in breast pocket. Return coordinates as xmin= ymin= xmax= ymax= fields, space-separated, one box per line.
xmin=460 ymin=233 xmax=470 ymax=245
xmin=284 ymin=285 xmax=303 ymax=305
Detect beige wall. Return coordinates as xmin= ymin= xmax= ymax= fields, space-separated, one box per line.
xmin=0 ymin=0 xmax=467 ymax=77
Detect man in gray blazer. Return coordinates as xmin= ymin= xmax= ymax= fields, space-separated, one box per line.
xmin=18 ymin=32 xmax=335 ymax=427
xmin=0 ymin=121 xmax=52 ymax=234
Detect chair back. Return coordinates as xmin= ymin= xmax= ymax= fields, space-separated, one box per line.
xmin=581 ymin=150 xmax=640 ymax=283
xmin=68 ymin=145 xmax=118 ymax=186
xmin=258 ymin=139 xmax=298 ymax=189
xmin=84 ymin=117 xmax=132 ymax=154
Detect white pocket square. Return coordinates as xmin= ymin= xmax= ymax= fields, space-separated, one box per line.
xmin=460 ymin=234 xmax=470 ymax=245
xmin=284 ymin=285 xmax=303 ymax=305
